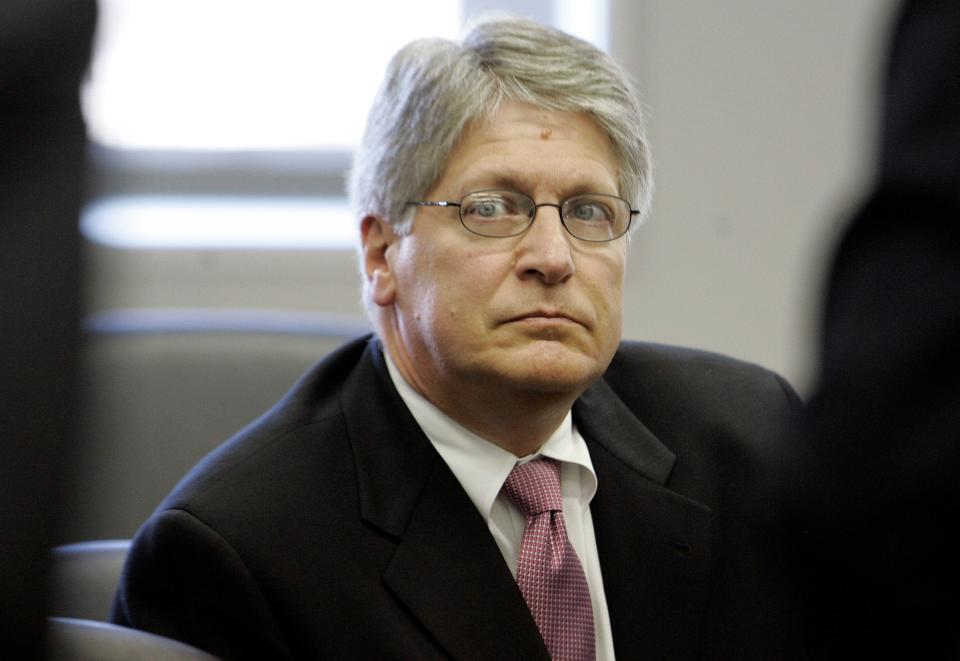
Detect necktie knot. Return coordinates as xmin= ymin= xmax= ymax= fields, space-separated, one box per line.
xmin=502 ymin=457 xmax=563 ymax=516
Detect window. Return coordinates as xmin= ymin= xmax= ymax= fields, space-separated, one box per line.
xmin=82 ymin=0 xmax=609 ymax=248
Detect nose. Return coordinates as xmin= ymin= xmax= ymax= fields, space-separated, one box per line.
xmin=513 ymin=205 xmax=575 ymax=285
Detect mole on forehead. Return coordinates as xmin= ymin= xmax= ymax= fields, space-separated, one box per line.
xmin=539 ymin=128 xmax=553 ymax=140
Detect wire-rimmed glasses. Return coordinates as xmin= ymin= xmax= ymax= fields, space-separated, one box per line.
xmin=407 ymin=189 xmax=637 ymax=242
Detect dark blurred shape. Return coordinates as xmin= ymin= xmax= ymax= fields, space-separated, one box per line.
xmin=0 ymin=0 xmax=96 ymax=657
xmin=763 ymin=0 xmax=960 ymax=657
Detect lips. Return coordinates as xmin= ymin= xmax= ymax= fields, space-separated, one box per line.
xmin=505 ymin=309 xmax=586 ymax=327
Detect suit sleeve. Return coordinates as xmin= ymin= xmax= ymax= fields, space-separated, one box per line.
xmin=111 ymin=508 xmax=295 ymax=660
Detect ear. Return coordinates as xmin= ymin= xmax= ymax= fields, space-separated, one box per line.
xmin=360 ymin=214 xmax=397 ymax=308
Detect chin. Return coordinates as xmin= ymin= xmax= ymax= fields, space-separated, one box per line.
xmin=489 ymin=341 xmax=610 ymax=394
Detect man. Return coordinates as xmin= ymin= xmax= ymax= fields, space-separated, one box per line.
xmin=113 ymin=17 xmax=798 ymax=659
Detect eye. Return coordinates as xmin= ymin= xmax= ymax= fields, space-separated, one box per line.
xmin=473 ymin=200 xmax=504 ymax=218
xmin=569 ymin=198 xmax=613 ymax=223
xmin=462 ymin=193 xmax=518 ymax=220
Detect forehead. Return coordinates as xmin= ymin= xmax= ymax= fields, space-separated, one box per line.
xmin=433 ymin=101 xmax=621 ymax=196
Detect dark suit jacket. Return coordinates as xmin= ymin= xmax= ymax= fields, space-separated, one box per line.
xmin=112 ymin=336 xmax=800 ymax=660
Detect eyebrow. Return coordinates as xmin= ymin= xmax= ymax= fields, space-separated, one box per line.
xmin=455 ymin=169 xmax=530 ymax=195
xmin=457 ymin=170 xmax=619 ymax=198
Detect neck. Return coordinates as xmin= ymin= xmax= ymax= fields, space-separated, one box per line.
xmin=382 ymin=340 xmax=579 ymax=458
xmin=436 ymin=385 xmax=576 ymax=457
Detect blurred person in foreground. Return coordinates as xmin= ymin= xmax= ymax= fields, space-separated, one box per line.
xmin=0 ymin=0 xmax=95 ymax=657
xmin=112 ymin=16 xmax=800 ymax=660
xmin=758 ymin=0 xmax=960 ymax=658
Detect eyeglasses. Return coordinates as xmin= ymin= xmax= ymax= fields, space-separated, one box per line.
xmin=406 ymin=189 xmax=637 ymax=242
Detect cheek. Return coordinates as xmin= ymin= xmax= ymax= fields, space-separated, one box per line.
xmin=401 ymin=245 xmax=499 ymax=331
xmin=392 ymin=241 xmax=441 ymax=320
xmin=588 ymin=251 xmax=626 ymax=300
xmin=586 ymin=253 xmax=626 ymax=340
xmin=443 ymin=246 xmax=507 ymax=295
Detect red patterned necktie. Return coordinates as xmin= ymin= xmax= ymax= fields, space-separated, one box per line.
xmin=502 ymin=458 xmax=596 ymax=661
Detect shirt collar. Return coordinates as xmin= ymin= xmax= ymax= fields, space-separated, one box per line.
xmin=384 ymin=351 xmax=597 ymax=520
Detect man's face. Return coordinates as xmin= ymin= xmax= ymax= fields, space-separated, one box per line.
xmin=368 ymin=101 xmax=627 ymax=407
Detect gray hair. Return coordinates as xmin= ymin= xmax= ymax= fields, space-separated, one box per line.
xmin=347 ymin=15 xmax=653 ymax=233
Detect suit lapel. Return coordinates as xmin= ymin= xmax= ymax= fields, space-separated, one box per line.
xmin=382 ymin=460 xmax=550 ymax=660
xmin=576 ymin=378 xmax=713 ymax=659
xmin=341 ymin=339 xmax=549 ymax=660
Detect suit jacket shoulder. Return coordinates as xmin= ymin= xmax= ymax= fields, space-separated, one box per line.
xmin=576 ymin=341 xmax=802 ymax=658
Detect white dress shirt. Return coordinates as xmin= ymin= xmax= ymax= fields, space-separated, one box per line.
xmin=385 ymin=354 xmax=616 ymax=660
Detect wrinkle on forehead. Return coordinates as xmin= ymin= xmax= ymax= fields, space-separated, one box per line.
xmin=472 ymin=103 xmax=598 ymax=140
xmin=428 ymin=101 xmax=622 ymax=200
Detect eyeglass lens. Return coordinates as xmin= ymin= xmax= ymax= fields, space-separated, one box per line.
xmin=459 ymin=190 xmax=629 ymax=241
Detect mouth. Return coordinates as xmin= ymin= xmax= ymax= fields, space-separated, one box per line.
xmin=505 ymin=310 xmax=586 ymax=328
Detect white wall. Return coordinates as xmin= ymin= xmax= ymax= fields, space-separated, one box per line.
xmin=610 ymin=0 xmax=897 ymax=392
xmin=85 ymin=0 xmax=899 ymax=395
